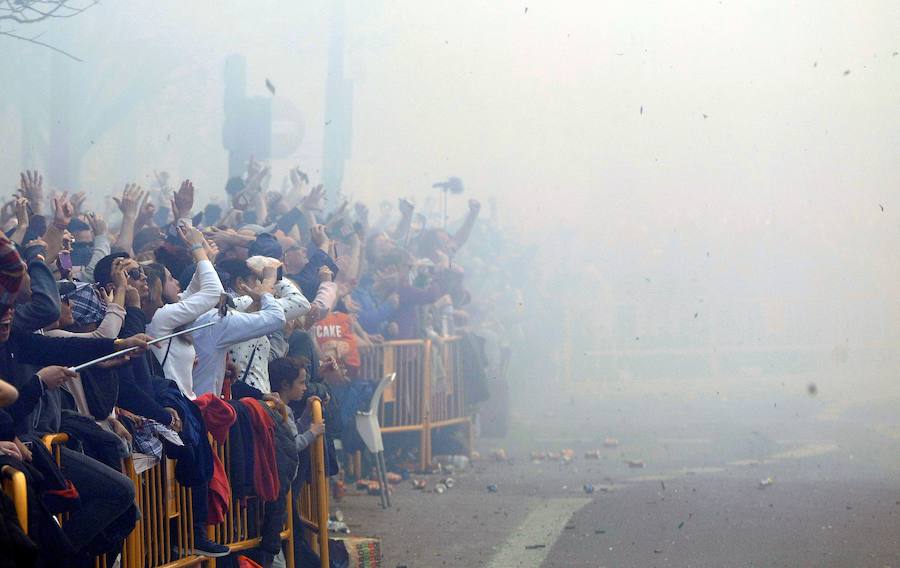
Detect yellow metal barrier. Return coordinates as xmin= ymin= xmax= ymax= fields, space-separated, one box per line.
xmin=294 ymin=397 xmax=330 ymax=568
xmin=360 ymin=338 xmax=472 ymax=471
xmin=1 ymin=464 xmax=27 ymax=534
xmin=33 ymin=397 xmax=332 ymax=568
xmin=124 ymin=458 xmax=198 ymax=568
xmin=209 ymin=400 xmax=295 ymax=568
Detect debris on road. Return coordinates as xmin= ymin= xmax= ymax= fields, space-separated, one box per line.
xmin=434 ymin=483 xmax=447 ymax=494
xmin=583 ymin=484 xmax=595 ymax=494
xmin=525 ymin=544 xmax=547 ymax=550
xmin=411 ymin=479 xmax=427 ymax=490
xmin=584 ymin=449 xmax=602 ymax=459
xmin=759 ymin=477 xmax=775 ymax=489
xmin=487 ymin=484 xmax=499 ymax=493
xmin=441 ymin=477 xmax=455 ymax=489
xmin=604 ymin=438 xmax=620 ymax=448
xmin=626 ymin=459 xmax=645 ymax=469
xmin=490 ymin=449 xmax=507 ymax=462
xmin=433 ymin=454 xmax=470 ymax=470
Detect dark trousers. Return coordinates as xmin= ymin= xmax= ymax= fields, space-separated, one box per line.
xmin=59 ymin=448 xmax=136 ymax=558
xmin=190 ymin=482 xmax=209 ymax=536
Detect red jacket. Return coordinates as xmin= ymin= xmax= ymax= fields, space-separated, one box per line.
xmin=196 ymin=394 xmax=236 ymax=523
xmin=241 ymin=397 xmax=280 ymax=502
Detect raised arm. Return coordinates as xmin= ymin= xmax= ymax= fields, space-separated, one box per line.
xmin=216 ymin=292 xmax=286 ymax=349
xmin=44 ymin=192 xmax=74 ymax=268
xmin=451 ymin=199 xmax=481 ymax=251
xmin=13 ymin=251 xmax=61 ymax=333
xmin=390 ymin=198 xmax=415 ymax=242
xmin=112 ymin=184 xmax=145 ymax=256
xmin=148 ymin=227 xmax=223 ymax=332
xmin=81 ymin=213 xmax=110 ymax=282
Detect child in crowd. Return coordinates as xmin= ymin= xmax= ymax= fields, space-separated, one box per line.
xmin=268 ymin=356 xmax=326 ymax=450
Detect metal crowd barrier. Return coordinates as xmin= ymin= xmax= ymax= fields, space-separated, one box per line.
xmin=32 ymin=397 xmax=331 ymax=568
xmin=208 ymin=399 xmax=295 ymax=568
xmin=1 ymin=464 xmax=27 ymax=534
xmin=359 ymin=337 xmax=472 ymax=471
xmin=296 ymin=398 xmax=330 ymax=567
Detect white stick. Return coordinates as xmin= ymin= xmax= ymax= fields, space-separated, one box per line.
xmin=68 ymin=321 xmax=217 ymax=372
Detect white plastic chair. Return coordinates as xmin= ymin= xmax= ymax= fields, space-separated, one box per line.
xmin=356 ymin=372 xmax=396 ymax=508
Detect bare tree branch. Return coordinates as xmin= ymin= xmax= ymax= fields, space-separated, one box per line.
xmin=0 ymin=0 xmax=97 ymax=23
xmin=0 ymin=0 xmax=97 ymax=60
xmin=0 ymin=29 xmax=83 ymax=61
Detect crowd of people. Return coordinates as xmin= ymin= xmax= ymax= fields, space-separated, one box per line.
xmin=0 ymin=160 xmax=503 ymax=568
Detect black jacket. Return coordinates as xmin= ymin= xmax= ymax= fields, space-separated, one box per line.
xmin=13 ymin=259 xmax=61 ymax=335
xmin=0 ymin=332 xmax=116 ymax=436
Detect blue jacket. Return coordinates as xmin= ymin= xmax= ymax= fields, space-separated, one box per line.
xmin=351 ymin=278 xmax=396 ymax=334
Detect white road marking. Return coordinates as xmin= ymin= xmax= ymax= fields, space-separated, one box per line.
xmin=486 ymin=498 xmax=590 ymax=568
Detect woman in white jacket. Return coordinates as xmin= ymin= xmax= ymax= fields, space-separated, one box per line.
xmin=146 ymin=225 xmax=223 ymax=400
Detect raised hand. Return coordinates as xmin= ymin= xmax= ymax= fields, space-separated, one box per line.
xmin=248 ymin=165 xmax=271 ymax=193
xmin=70 ymin=191 xmax=87 ymax=214
xmin=125 ymin=285 xmax=141 ymax=308
xmin=204 ymin=226 xmax=230 ymax=246
xmin=247 ymin=155 xmax=262 ymax=178
xmin=468 ymin=199 xmax=481 ymax=214
xmin=14 ymin=198 xmax=29 ymax=230
xmin=172 ymin=180 xmax=194 ymax=220
xmin=398 ymin=198 xmax=415 ymax=217
xmin=203 ymin=236 xmax=219 ymax=263
xmin=237 ymin=282 xmax=261 ymax=304
xmin=86 ymin=212 xmax=108 ymax=237
xmin=52 ymin=192 xmax=75 ymax=228
xmin=354 ymin=202 xmax=369 ymax=223
xmin=310 ymin=224 xmax=330 ymax=250
xmin=153 ymin=170 xmax=171 ymax=192
xmin=97 ymin=286 xmax=112 ymax=304
xmin=112 ymin=184 xmax=145 ymax=219
xmin=134 ymin=191 xmax=155 ymax=229
xmin=301 ymin=184 xmax=326 ymax=212
xmin=289 ymin=167 xmax=309 ymax=189
xmin=18 ymin=170 xmax=44 ymax=214
xmin=0 ymin=200 xmax=16 ymax=224
xmin=177 ymin=223 xmax=205 ymax=249
xmin=111 ymin=257 xmax=129 ymax=290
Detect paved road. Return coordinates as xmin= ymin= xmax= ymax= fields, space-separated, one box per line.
xmin=340 ymin=374 xmax=900 ymax=567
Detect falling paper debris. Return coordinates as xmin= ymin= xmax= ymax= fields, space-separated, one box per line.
xmin=265 ymin=78 xmax=276 ymax=94
xmin=807 ymin=383 xmax=818 ymax=396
